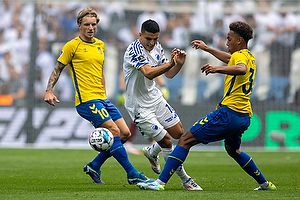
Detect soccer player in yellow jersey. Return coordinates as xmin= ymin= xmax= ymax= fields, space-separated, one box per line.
xmin=137 ymin=21 xmax=276 ymax=191
xmin=44 ymin=7 xmax=148 ymax=185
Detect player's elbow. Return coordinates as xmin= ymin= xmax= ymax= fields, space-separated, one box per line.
xmin=241 ymin=68 xmax=247 ymax=75
xmin=144 ymin=72 xmax=155 ymax=80
xmin=140 ymin=67 xmax=155 ymax=80
xmin=237 ymin=64 xmax=247 ymax=75
xmin=164 ymin=71 xmax=176 ymax=79
xmin=238 ymin=68 xmax=247 ymax=75
xmin=165 ymin=73 xmax=175 ymax=79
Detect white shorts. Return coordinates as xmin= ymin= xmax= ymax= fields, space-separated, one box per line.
xmin=127 ymin=98 xmax=180 ymax=142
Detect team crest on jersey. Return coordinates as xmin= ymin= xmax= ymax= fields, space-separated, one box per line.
xmin=151 ymin=125 xmax=159 ymax=131
xmin=137 ymin=55 xmax=146 ymax=62
xmin=83 ymin=48 xmax=88 ymax=52
xmin=98 ymin=47 xmax=103 ymax=54
xmin=155 ymin=54 xmax=160 ymax=60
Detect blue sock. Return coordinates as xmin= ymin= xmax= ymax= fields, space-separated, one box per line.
xmin=158 ymin=145 xmax=189 ymax=184
xmin=110 ymin=136 xmax=136 ymax=175
xmin=91 ymin=150 xmax=112 ymax=171
xmin=234 ymin=152 xmax=267 ymax=184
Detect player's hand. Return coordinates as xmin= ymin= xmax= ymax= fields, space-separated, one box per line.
xmin=117 ymin=92 xmax=125 ymax=106
xmin=44 ymin=91 xmax=60 ymax=106
xmin=201 ymin=63 xmax=217 ymax=76
xmin=191 ymin=40 xmax=208 ymax=51
xmin=169 ymin=48 xmax=177 ymax=67
xmin=173 ymin=48 xmax=186 ymax=67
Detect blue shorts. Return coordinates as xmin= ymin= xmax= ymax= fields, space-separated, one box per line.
xmin=190 ymin=106 xmax=250 ymax=149
xmin=76 ymin=99 xmax=122 ymax=128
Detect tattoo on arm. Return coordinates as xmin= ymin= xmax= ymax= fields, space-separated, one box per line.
xmin=46 ymin=62 xmax=66 ymax=91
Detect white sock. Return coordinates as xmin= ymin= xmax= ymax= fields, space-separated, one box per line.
xmin=161 ymin=147 xmax=172 ymax=161
xmin=157 ymin=179 xmax=165 ymax=185
xmin=149 ymin=142 xmax=161 ymax=157
xmin=161 ymin=147 xmax=189 ymax=183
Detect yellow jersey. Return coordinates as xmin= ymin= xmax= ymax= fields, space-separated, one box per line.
xmin=57 ymin=36 xmax=106 ymax=106
xmin=218 ymin=49 xmax=256 ymax=117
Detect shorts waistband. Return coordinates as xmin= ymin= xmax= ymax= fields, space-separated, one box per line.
xmin=219 ymin=105 xmax=250 ymax=117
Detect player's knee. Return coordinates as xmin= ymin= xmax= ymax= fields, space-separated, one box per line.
xmin=120 ymin=130 xmax=131 ymax=141
xmin=157 ymin=134 xmax=172 ymax=148
xmin=177 ymin=131 xmax=198 ymax=149
xmin=225 ymin=144 xmax=240 ymax=158
xmin=167 ymin=123 xmax=184 ymax=139
xmin=108 ymin=126 xmax=121 ymax=137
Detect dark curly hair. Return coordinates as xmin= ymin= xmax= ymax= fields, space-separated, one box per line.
xmin=229 ymin=21 xmax=253 ymax=42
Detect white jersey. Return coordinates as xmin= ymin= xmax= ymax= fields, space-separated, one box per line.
xmin=123 ymin=39 xmax=168 ymax=112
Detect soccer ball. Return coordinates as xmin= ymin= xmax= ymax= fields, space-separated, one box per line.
xmin=89 ymin=128 xmax=114 ymax=152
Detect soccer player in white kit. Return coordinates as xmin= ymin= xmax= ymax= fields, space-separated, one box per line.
xmin=123 ymin=19 xmax=202 ymax=190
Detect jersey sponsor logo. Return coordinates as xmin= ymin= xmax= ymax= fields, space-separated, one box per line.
xmin=137 ymin=55 xmax=147 ymax=63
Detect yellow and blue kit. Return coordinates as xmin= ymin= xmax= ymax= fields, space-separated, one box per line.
xmin=58 ymin=36 xmax=122 ymax=127
xmin=58 ymin=36 xmax=106 ymax=106
xmin=159 ymin=49 xmax=267 ymax=185
xmin=190 ymin=49 xmax=255 ymax=148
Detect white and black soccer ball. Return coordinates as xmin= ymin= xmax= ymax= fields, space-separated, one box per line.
xmin=89 ymin=128 xmax=114 ymax=152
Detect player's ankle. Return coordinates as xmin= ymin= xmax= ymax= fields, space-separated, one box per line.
xmin=259 ymin=181 xmax=268 ymax=188
xmin=157 ymin=179 xmax=165 ymax=185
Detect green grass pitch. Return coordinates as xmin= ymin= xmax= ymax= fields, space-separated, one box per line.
xmin=0 ymin=148 xmax=299 ymax=200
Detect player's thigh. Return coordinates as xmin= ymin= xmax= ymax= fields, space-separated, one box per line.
xmin=165 ymin=122 xmax=184 ymax=139
xmin=177 ymin=129 xmax=200 ymax=149
xmin=76 ymin=100 xmax=112 ymax=127
xmin=132 ymin=108 xmax=167 ymax=142
xmin=190 ymin=108 xmax=229 ymax=144
xmin=100 ymin=119 xmax=120 ymax=137
xmin=156 ymin=99 xmax=182 ymax=137
xmin=114 ymin=117 xmax=131 ymax=140
xmin=76 ymin=99 xmax=122 ymax=136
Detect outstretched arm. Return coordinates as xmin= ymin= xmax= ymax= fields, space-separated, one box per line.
xmin=191 ymin=40 xmax=231 ymax=64
xmin=201 ymin=63 xmax=247 ymax=76
xmin=44 ymin=62 xmax=66 ymax=106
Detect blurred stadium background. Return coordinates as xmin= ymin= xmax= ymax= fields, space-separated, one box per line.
xmin=0 ymin=0 xmax=299 ymax=151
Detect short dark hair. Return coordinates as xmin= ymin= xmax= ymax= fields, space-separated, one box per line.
xmin=229 ymin=21 xmax=253 ymax=42
xmin=141 ymin=19 xmax=160 ymax=34
xmin=77 ymin=7 xmax=100 ymax=25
